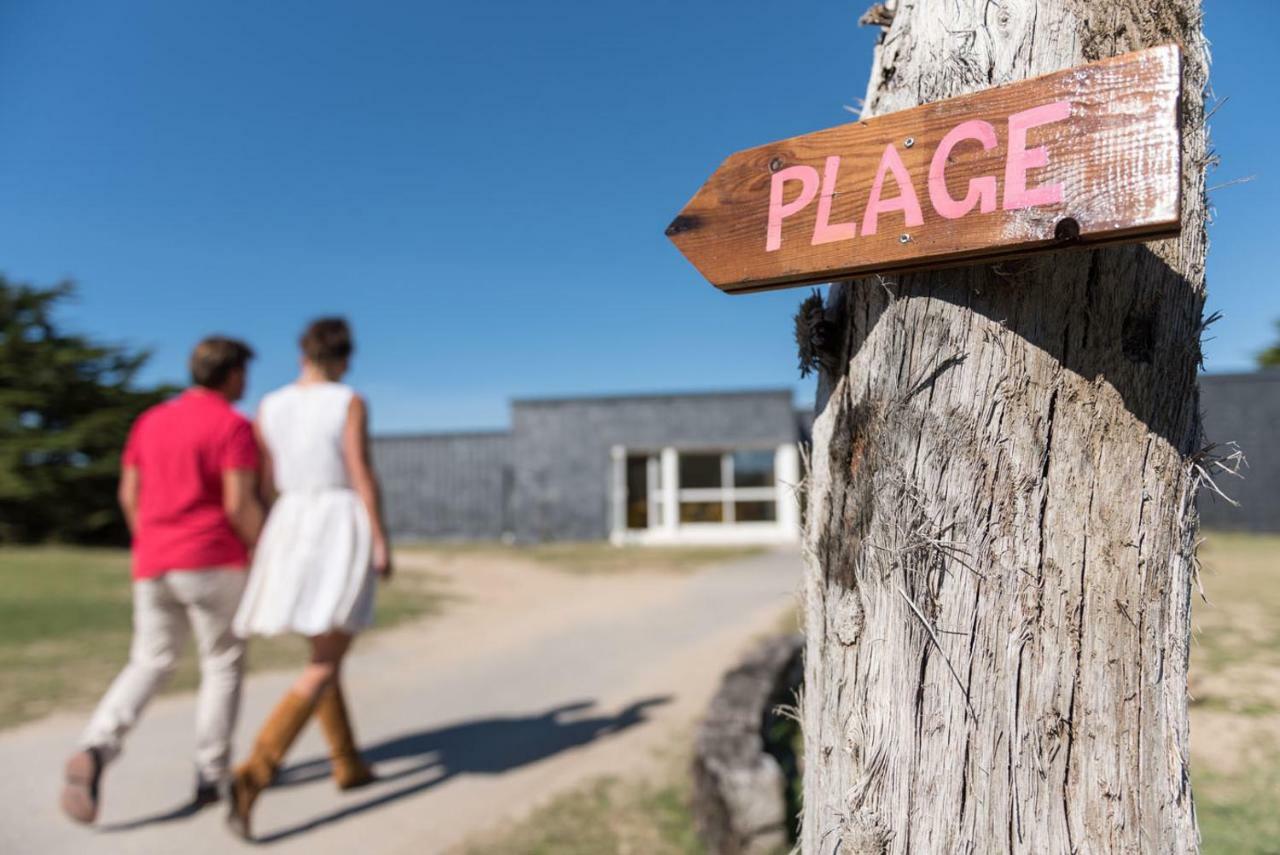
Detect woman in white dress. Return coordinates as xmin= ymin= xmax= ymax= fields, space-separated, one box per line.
xmin=227 ymin=317 xmax=391 ymax=840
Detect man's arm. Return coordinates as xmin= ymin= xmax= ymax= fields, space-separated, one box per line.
xmin=118 ymin=465 xmax=140 ymax=536
xmin=253 ymin=421 xmax=278 ymax=510
xmin=223 ymin=468 xmax=265 ymax=549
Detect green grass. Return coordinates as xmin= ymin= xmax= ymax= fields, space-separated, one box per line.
xmin=456 ymin=773 xmax=706 ymax=855
xmin=0 ymin=546 xmax=445 ymax=730
xmin=1190 ymin=532 xmax=1280 ymax=854
xmin=1195 ymin=758 xmax=1280 ymax=855
xmin=399 ymin=541 xmax=765 ymax=575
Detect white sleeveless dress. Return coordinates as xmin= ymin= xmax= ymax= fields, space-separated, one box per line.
xmin=233 ymin=382 xmax=376 ymax=638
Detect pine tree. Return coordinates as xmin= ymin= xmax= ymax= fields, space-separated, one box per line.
xmin=0 ymin=277 xmax=174 ymax=543
xmin=1258 ymin=320 xmax=1280 ymax=368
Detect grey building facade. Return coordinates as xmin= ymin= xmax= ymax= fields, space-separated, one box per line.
xmin=1198 ymin=370 xmax=1280 ymax=532
xmin=372 ymin=389 xmax=805 ymax=544
xmin=511 ymin=390 xmax=802 ymax=543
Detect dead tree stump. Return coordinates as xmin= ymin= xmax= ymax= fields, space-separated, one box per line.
xmin=692 ymin=632 xmax=804 ymax=855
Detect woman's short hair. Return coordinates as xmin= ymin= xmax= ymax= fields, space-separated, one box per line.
xmin=189 ymin=336 xmax=254 ymax=389
xmin=300 ymin=317 xmax=354 ymax=367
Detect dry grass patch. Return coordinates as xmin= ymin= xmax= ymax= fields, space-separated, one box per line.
xmin=1190 ymin=532 xmax=1280 ymax=854
xmin=453 ymin=756 xmax=706 ymax=855
xmin=399 ymin=541 xmax=765 ymax=575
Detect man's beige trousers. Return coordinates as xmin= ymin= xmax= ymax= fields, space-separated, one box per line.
xmin=80 ymin=569 xmax=247 ymax=785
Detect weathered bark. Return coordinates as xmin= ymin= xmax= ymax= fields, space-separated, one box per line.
xmin=800 ymin=2 xmax=1209 ymax=853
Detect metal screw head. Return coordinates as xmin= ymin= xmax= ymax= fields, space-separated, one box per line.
xmin=903 ymin=137 xmax=915 ymax=148
xmin=769 ymin=157 xmax=783 ymax=172
xmin=899 ymin=233 xmax=911 ymax=244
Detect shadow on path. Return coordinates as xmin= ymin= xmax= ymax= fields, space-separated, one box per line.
xmin=98 ymin=799 xmax=212 ymax=833
xmin=101 ymin=696 xmax=670 ymax=844
xmin=257 ymin=696 xmax=670 ymax=844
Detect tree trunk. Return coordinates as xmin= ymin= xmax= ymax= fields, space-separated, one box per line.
xmin=800 ymin=2 xmax=1208 ymax=853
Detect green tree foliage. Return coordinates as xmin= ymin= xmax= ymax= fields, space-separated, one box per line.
xmin=1259 ymin=320 xmax=1280 ymax=369
xmin=0 ymin=277 xmax=174 ymax=543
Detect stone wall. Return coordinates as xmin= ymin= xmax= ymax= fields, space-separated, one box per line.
xmin=373 ymin=431 xmax=512 ymax=540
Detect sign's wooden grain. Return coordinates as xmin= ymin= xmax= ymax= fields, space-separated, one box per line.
xmin=667 ymin=45 xmax=1182 ymax=294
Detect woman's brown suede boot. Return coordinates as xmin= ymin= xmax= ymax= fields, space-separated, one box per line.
xmin=226 ymin=690 xmax=317 ymax=841
xmin=315 ymin=682 xmax=376 ymax=790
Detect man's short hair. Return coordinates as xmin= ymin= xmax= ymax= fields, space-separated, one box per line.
xmin=300 ymin=317 xmax=354 ymax=367
xmin=189 ymin=336 xmax=255 ymax=389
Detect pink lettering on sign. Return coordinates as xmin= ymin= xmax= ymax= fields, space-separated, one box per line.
xmin=929 ymin=120 xmax=999 ymax=219
xmin=861 ymin=144 xmax=924 ymax=237
xmin=812 ymin=156 xmax=858 ymax=246
xmin=760 ymin=99 xmax=1074 ymax=252
xmin=766 ymin=165 xmax=820 ymax=252
xmin=1003 ymin=101 xmax=1071 ymax=210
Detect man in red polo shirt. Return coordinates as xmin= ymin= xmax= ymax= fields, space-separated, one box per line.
xmin=61 ymin=337 xmax=266 ymax=824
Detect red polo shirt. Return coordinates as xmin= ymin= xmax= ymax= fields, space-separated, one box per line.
xmin=122 ymin=388 xmax=260 ymax=579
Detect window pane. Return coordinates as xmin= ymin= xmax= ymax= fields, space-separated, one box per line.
xmin=735 ymin=501 xmax=777 ymax=522
xmin=626 ymin=456 xmax=648 ymax=529
xmin=733 ymin=450 xmax=775 ymax=488
xmin=679 ymin=453 xmax=722 ymax=489
xmin=680 ymin=501 xmax=724 ymax=523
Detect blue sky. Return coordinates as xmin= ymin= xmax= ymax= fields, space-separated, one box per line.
xmin=0 ymin=1 xmax=1274 ymax=431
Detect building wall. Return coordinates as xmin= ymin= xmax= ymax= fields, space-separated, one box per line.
xmin=510 ymin=391 xmax=799 ymax=542
xmin=372 ymin=432 xmax=512 ymax=540
xmin=1198 ymin=371 xmax=1280 ymax=532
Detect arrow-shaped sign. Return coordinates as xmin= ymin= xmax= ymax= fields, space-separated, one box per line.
xmin=667 ymin=45 xmax=1182 ymax=294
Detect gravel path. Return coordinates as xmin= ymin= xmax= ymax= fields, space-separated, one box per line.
xmin=0 ymin=547 xmax=800 ymax=854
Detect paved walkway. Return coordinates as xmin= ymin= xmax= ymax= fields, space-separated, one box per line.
xmin=0 ymin=548 xmax=800 ymax=854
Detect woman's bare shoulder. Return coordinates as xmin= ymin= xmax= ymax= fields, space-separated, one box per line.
xmin=341 ymin=387 xmax=369 ymax=420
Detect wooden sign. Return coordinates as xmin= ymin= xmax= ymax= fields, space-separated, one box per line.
xmin=666 ymin=45 xmax=1182 ymax=294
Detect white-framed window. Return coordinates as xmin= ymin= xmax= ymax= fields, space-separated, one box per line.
xmin=675 ymin=449 xmax=777 ymax=525
xmin=612 ymin=443 xmax=800 ymax=545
